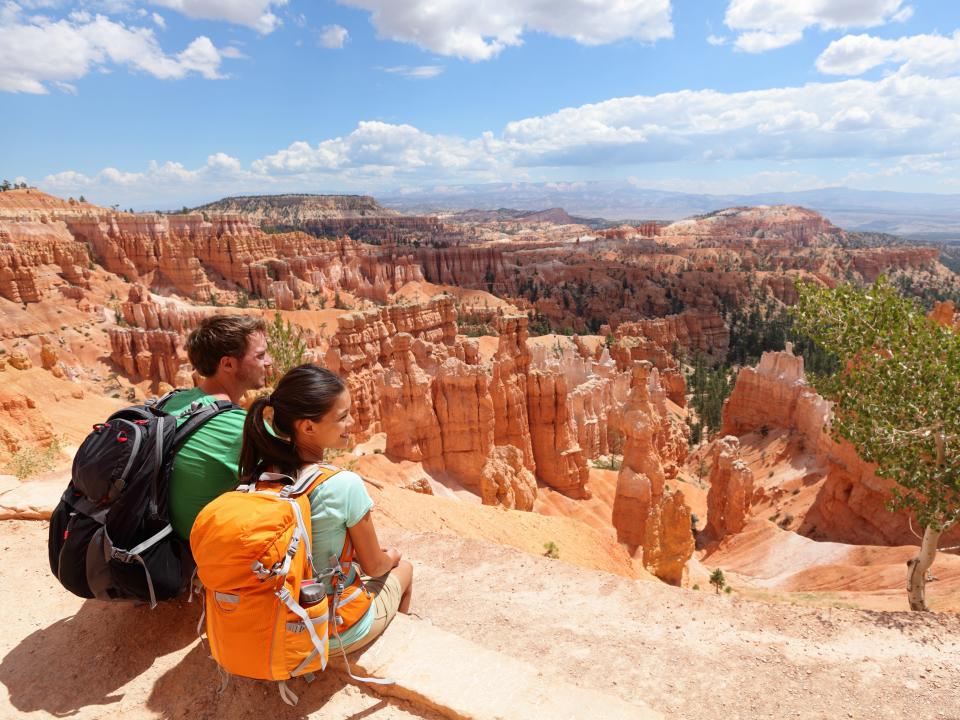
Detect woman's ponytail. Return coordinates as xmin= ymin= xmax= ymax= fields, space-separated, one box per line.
xmin=238 ymin=396 xmax=301 ymax=481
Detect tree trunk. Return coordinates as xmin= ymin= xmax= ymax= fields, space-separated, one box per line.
xmin=906 ymin=525 xmax=941 ymax=611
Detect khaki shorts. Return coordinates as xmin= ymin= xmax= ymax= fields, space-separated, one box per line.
xmin=337 ymin=572 xmax=403 ymax=655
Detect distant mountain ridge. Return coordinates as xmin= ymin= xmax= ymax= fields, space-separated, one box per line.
xmin=380 ymin=182 xmax=960 ymax=236
xmin=193 ymin=193 xmax=399 ymax=225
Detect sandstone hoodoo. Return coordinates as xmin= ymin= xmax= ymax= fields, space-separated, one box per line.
xmin=704 ymin=435 xmax=754 ymax=540
xmin=611 ymin=362 xmax=693 ymax=584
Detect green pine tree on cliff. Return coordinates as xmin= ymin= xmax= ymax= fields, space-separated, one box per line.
xmin=793 ymin=278 xmax=960 ymax=611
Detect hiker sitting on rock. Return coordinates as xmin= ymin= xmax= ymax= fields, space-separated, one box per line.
xmin=167 ymin=314 xmax=272 ymax=541
xmin=238 ymin=363 xmax=414 ymax=655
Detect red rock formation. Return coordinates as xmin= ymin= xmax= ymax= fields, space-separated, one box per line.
xmin=433 ymin=358 xmax=496 ymax=484
xmin=526 ymin=371 xmax=590 ymax=498
xmin=848 ymin=248 xmax=940 ymax=283
xmin=479 ymin=445 xmax=537 ymax=511
xmin=705 ymin=436 xmax=754 ymax=539
xmin=720 ymin=348 xmax=960 ymax=547
xmin=930 ymin=300 xmax=959 ymax=330
xmin=415 ymin=247 xmax=508 ymax=290
xmin=0 ymin=219 xmax=91 ymax=303
xmin=611 ymin=362 xmax=693 ymax=583
xmin=660 ymin=205 xmax=839 ymax=248
xmin=490 ymin=315 xmax=535 ymax=470
xmin=0 ymin=391 xmax=55 ymax=462
xmin=615 ymin=311 xmax=730 ymax=360
xmin=108 ymin=327 xmax=184 ymax=385
xmin=720 ymin=350 xmax=807 ymax=437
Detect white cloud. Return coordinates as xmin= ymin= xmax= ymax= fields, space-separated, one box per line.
xmin=0 ymin=4 xmax=231 ymax=92
xmin=817 ymin=31 xmax=960 ymax=76
xmin=318 ymin=23 xmax=347 ymax=48
xmin=151 ymin=11 xmax=164 ymax=28
xmin=252 ymin=120 xmax=500 ymax=175
xmin=706 ymin=34 xmax=728 ymax=46
xmin=724 ymin=0 xmax=909 ymax=52
xmin=383 ymin=64 xmax=443 ymax=79
xmin=150 ymin=0 xmax=287 ymax=34
xmin=734 ymin=30 xmax=801 ymax=53
xmin=337 ymin=0 xmax=673 ymax=61
xmin=33 ymin=71 xmax=960 ymax=204
xmin=891 ymin=5 xmax=913 ymax=23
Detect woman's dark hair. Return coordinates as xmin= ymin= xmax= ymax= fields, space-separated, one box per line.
xmin=238 ymin=363 xmax=347 ymax=480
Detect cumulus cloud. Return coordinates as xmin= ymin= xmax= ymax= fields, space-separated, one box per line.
xmin=725 ymin=0 xmax=910 ymax=52
xmin=337 ymin=0 xmax=673 ymax=61
xmin=252 ymin=120 xmax=501 ymax=176
xmin=0 ymin=3 xmax=230 ymax=93
xmin=383 ymin=64 xmax=443 ymax=79
xmin=817 ymin=31 xmax=960 ymax=76
xmin=151 ymin=12 xmax=164 ymax=28
xmin=318 ymin=23 xmax=347 ymax=48
xmin=733 ymin=30 xmax=801 ymax=53
xmin=32 ymin=71 xmax=960 ymax=204
xmin=150 ymin=0 xmax=287 ymax=34
xmin=706 ymin=34 xmax=728 ymax=46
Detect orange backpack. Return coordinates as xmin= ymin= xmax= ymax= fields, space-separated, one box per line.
xmin=190 ymin=463 xmax=387 ymax=705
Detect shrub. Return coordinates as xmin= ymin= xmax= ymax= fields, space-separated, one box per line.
xmin=266 ymin=312 xmax=307 ymax=377
xmin=6 ymin=435 xmax=64 ymax=480
xmin=543 ymin=541 xmax=560 ymax=560
xmin=709 ymin=568 xmax=726 ymax=594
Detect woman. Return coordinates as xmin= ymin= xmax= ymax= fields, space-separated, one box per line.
xmin=238 ymin=363 xmax=413 ymax=655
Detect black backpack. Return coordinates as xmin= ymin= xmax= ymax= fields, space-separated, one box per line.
xmin=48 ymin=390 xmax=239 ymax=607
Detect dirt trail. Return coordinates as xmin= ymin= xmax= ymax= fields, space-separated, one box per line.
xmin=3 ymin=518 xmax=959 ymax=719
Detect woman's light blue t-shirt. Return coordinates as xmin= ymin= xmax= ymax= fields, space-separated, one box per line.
xmin=308 ymin=469 xmax=375 ymax=649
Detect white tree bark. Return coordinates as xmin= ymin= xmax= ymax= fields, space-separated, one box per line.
xmin=906 ymin=525 xmax=941 ymax=611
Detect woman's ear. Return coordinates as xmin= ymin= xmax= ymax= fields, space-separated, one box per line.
xmin=291 ymin=417 xmax=313 ymax=442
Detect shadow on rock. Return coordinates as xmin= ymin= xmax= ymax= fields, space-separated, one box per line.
xmin=146 ymin=643 xmax=371 ymax=720
xmin=0 ymin=596 xmax=200 ymax=717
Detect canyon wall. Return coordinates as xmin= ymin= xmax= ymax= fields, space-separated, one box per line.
xmin=720 ymin=349 xmax=960 ymax=547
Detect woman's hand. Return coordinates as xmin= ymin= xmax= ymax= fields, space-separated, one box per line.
xmin=383 ymin=546 xmax=402 ymax=568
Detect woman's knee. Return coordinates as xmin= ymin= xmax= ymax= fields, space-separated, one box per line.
xmin=395 ymin=559 xmax=414 ymax=590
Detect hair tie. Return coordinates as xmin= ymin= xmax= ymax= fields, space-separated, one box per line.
xmin=264 ymin=394 xmax=273 ymax=406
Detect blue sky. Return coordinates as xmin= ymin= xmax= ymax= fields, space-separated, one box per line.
xmin=4 ymin=0 xmax=960 ymax=208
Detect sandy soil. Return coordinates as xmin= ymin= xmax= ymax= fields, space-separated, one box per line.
xmin=393 ymin=529 xmax=960 ymax=720
xmin=5 ymin=516 xmax=959 ymax=720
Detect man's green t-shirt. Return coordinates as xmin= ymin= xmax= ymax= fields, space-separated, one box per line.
xmin=164 ymin=388 xmax=247 ymax=540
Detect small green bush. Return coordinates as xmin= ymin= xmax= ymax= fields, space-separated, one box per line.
xmin=543 ymin=541 xmax=560 ymax=560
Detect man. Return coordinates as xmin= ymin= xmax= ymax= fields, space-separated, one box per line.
xmin=165 ymin=314 xmax=272 ymax=540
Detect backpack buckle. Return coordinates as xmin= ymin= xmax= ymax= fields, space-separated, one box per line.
xmin=251 ymin=560 xmax=273 ymax=580
xmin=111 ymin=547 xmax=133 ymax=563
xmin=178 ymin=401 xmax=204 ymax=419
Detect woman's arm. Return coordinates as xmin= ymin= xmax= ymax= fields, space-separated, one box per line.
xmin=348 ymin=511 xmax=401 ymax=578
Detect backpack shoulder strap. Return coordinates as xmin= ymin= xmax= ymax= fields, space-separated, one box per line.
xmin=170 ymin=400 xmax=240 ymax=456
xmin=280 ymin=464 xmax=342 ymax=498
xmin=150 ymin=388 xmax=187 ymax=410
